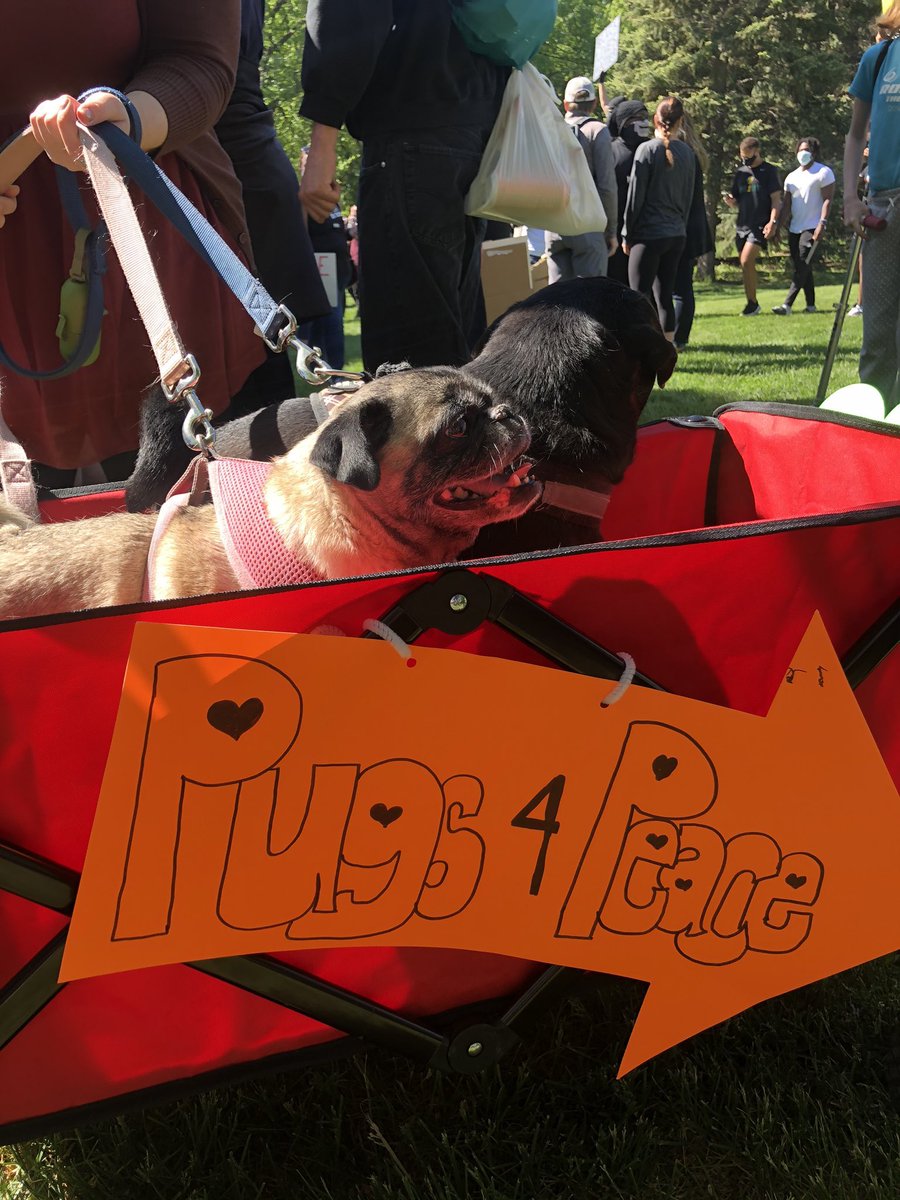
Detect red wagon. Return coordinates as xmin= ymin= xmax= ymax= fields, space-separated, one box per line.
xmin=1 ymin=400 xmax=897 ymax=1142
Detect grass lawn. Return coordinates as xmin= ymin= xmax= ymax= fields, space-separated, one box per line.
xmin=2 ymin=277 xmax=896 ymax=1200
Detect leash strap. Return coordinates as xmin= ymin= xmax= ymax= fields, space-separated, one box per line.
xmin=90 ymin=122 xmax=295 ymax=350
xmin=78 ymin=124 xmax=190 ymax=390
xmin=0 ymin=406 xmax=39 ymax=522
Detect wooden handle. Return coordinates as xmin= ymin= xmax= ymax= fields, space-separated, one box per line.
xmin=0 ymin=127 xmax=41 ymax=192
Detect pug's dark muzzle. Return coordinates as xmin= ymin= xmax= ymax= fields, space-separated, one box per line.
xmin=425 ymin=406 xmax=541 ymax=520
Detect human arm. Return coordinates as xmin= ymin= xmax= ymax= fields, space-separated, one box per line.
xmin=774 ymin=188 xmax=791 ymax=236
xmin=843 ymin=98 xmax=871 ymax=234
xmin=597 ymin=74 xmax=611 ymax=116
xmin=621 ymin=145 xmax=649 ymax=250
xmin=814 ymin=180 xmax=835 ymax=242
xmin=723 ymin=170 xmax=738 ymax=208
xmin=298 ymin=2 xmax=396 ymax=222
xmin=299 ymin=122 xmax=342 ymax=223
xmin=299 ymin=0 xmax=395 ymax=130
xmin=592 ymin=127 xmax=618 ymax=250
xmin=764 ymin=188 xmax=782 ymax=240
xmin=28 ymin=0 xmax=242 ymax=171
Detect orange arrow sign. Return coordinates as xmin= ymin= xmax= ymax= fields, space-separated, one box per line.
xmin=61 ymin=613 xmax=899 ymax=1075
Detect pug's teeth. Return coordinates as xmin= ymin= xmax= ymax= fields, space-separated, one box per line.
xmin=452 ymin=486 xmax=469 ymax=499
xmin=439 ymin=488 xmax=454 ymax=501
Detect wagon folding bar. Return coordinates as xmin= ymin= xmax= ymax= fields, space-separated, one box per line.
xmin=0 ymin=571 xmax=895 ymax=1072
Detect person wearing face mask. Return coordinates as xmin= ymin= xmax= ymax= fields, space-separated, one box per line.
xmin=772 ymin=137 xmax=835 ymax=315
xmin=724 ymin=136 xmax=782 ymax=316
xmin=606 ymin=98 xmax=652 ymax=285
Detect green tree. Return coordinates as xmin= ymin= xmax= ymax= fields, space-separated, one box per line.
xmin=596 ymin=0 xmax=875 ymax=261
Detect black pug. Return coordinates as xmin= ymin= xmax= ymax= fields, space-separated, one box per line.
xmin=125 ymin=277 xmax=676 ymax=555
xmin=462 ymin=275 xmax=677 ymax=556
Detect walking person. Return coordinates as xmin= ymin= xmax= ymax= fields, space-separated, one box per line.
xmin=723 ymin=137 xmax=782 ymax=316
xmin=672 ymin=112 xmax=713 ymax=350
xmin=606 ymin=98 xmax=652 ymax=286
xmin=622 ymin=96 xmax=696 ymax=343
xmin=772 ymin=137 xmax=834 ymax=315
xmin=843 ymin=2 xmax=900 ymax=411
xmin=545 ymin=76 xmax=617 ymax=282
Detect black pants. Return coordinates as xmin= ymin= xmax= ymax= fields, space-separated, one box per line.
xmin=672 ymin=254 xmax=697 ymax=346
xmin=785 ymin=229 xmax=819 ymax=309
xmin=628 ymin=236 xmax=686 ymax=334
xmin=357 ymin=125 xmax=494 ymax=373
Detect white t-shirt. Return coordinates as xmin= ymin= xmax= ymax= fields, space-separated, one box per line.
xmin=783 ymin=162 xmax=835 ymax=232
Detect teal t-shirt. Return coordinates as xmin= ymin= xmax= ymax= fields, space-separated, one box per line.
xmin=849 ymin=38 xmax=900 ymax=193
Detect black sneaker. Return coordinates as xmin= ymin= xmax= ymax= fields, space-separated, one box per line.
xmin=741 ymin=301 xmax=761 ymax=316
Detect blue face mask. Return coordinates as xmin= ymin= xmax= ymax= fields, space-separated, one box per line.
xmin=797 ymin=150 xmax=813 ymax=167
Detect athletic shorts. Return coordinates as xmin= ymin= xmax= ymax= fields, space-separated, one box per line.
xmin=736 ymin=227 xmax=766 ymax=253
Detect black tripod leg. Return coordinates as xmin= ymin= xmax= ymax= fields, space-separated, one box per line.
xmin=815 ymin=233 xmax=862 ymax=405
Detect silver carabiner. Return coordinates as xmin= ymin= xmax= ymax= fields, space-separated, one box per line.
xmin=290 ymin=335 xmax=367 ymax=387
xmin=162 ymin=353 xmax=216 ymax=452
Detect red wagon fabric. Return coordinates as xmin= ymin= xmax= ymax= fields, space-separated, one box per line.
xmin=1 ymin=402 xmax=897 ymax=1142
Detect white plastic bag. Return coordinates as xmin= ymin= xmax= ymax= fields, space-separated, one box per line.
xmin=465 ymin=63 xmax=607 ymax=236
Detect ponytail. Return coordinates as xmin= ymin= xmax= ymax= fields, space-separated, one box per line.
xmin=655 ymin=96 xmax=685 ymax=167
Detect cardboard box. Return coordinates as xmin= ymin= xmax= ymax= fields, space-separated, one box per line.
xmin=530 ymin=255 xmax=549 ymax=293
xmin=480 ymin=236 xmax=532 ymax=324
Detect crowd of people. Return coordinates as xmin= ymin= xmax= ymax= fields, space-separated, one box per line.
xmin=0 ymin=0 xmax=897 ymax=493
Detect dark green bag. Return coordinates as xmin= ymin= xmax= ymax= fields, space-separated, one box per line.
xmin=451 ymin=0 xmax=557 ymax=69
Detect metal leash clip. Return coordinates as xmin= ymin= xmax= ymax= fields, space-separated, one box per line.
xmin=290 ymin=335 xmax=366 ymax=388
xmin=161 ymin=353 xmax=216 ymax=452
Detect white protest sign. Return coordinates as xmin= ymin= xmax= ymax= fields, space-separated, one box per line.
xmin=314 ymin=251 xmax=338 ymax=308
xmin=593 ymin=17 xmax=620 ymax=80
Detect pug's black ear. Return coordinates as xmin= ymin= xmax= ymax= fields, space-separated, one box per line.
xmin=310 ymin=398 xmax=394 ymax=491
xmin=620 ymin=321 xmax=678 ymax=389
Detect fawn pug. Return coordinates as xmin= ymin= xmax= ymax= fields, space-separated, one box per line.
xmin=0 ymin=367 xmax=539 ymax=621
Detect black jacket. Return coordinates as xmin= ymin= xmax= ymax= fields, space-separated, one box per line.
xmin=300 ymin=0 xmax=508 ymax=140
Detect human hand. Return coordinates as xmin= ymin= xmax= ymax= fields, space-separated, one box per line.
xmin=723 ymin=193 xmax=736 ymax=208
xmin=763 ymin=220 xmax=777 ymax=241
xmin=843 ymin=195 xmax=867 ymax=236
xmin=622 ymin=241 xmax=630 ymax=256
xmin=30 ymin=92 xmax=130 ymax=172
xmin=299 ymin=144 xmax=342 ymax=223
xmin=0 ymin=185 xmax=20 ymax=229
xmin=606 ymin=234 xmax=619 ymax=257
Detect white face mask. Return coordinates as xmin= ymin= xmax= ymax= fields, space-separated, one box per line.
xmin=797 ymin=150 xmax=813 ymax=167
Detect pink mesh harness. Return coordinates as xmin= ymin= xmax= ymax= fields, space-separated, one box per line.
xmin=144 ymin=456 xmax=323 ymax=601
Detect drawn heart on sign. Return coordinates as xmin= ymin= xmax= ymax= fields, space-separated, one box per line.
xmin=207 ymin=698 xmax=264 ymax=741
xmin=646 ymin=833 xmax=668 ymax=850
xmin=370 ymin=804 xmax=403 ymax=828
xmin=674 ymin=878 xmax=693 ymax=891
xmin=785 ymin=873 xmax=807 ymax=890
xmin=652 ymin=755 xmax=678 ymax=781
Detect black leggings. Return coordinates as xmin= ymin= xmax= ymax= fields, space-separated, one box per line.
xmin=627 ymin=235 xmax=686 ymax=334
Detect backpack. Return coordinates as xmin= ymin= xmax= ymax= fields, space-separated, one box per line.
xmin=451 ymin=0 xmax=558 ymax=69
xmin=570 ymin=114 xmax=603 ymax=154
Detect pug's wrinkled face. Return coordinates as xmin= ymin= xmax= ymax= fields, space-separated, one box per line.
xmin=310 ymin=367 xmax=542 ymax=537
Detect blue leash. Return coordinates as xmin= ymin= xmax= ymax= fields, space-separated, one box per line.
xmin=0 ymin=90 xmax=313 ymax=380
